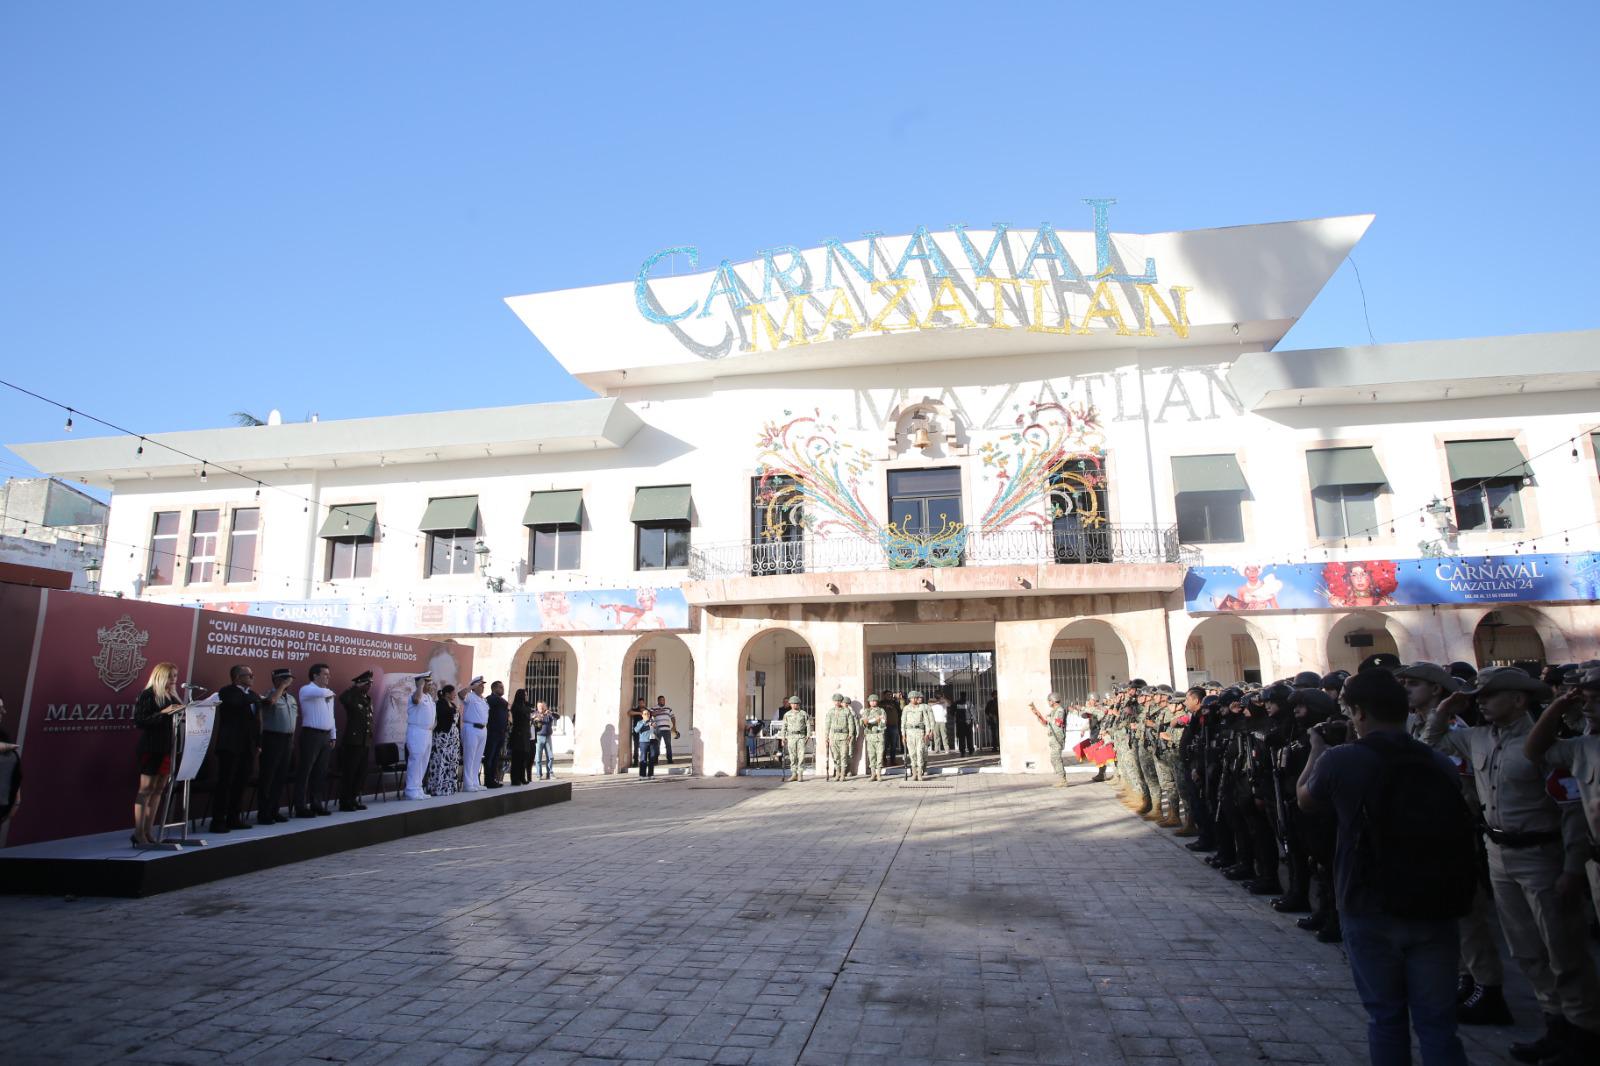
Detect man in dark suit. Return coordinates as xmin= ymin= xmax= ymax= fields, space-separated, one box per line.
xmin=211 ymin=664 xmax=262 ymax=833
xmin=336 ymin=671 xmax=374 ymax=812
xmin=484 ymin=680 xmax=510 ymax=788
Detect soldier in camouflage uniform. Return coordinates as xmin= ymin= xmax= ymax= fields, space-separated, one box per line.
xmin=824 ymin=692 xmax=858 ymax=782
xmin=1151 ymin=686 xmax=1185 ymax=827
xmin=861 ymin=694 xmax=888 ymax=781
xmin=780 ymin=694 xmax=810 ymax=782
xmin=900 ymin=690 xmax=936 ymax=781
xmin=1029 ymin=694 xmax=1070 ymax=787
xmin=1123 ymin=682 xmax=1156 ymax=816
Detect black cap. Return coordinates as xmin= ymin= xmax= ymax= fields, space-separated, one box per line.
xmin=1320 ymin=670 xmax=1349 ymax=690
xmin=271 ymin=668 xmax=293 ymax=683
xmin=1262 ymin=683 xmax=1294 ymax=708
xmin=352 ymin=670 xmax=373 ymax=684
xmin=1358 ymin=652 xmax=1402 ymax=673
xmin=1287 ymin=689 xmax=1339 ymax=718
xmin=1291 ymin=670 xmax=1322 ymax=689
xmin=1447 ymin=661 xmax=1479 ymax=683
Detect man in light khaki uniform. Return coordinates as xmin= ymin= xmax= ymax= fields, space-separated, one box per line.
xmin=1397 ymin=661 xmax=1508 ymax=1025
xmin=824 ymin=693 xmax=858 ymax=782
xmin=1427 ymin=668 xmax=1600 ymax=1066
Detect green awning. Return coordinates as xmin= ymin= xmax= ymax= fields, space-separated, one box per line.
xmin=523 ymin=489 xmax=583 ymax=527
xmin=1171 ymin=454 xmax=1247 ymax=494
xmin=419 ymin=495 xmax=479 ymax=533
xmin=1446 ymin=439 xmax=1529 ymax=482
xmin=1306 ymin=447 xmax=1386 ymax=489
xmin=318 ymin=503 xmax=377 ymax=539
xmin=631 ymin=485 xmax=692 ymax=523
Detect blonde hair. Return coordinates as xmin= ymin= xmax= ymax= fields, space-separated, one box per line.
xmin=146 ymin=662 xmax=179 ymax=701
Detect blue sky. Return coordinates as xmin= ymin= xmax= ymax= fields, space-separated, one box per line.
xmin=3 ymin=2 xmax=1597 ymax=480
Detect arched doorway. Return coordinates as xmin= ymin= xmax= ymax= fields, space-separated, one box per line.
xmin=739 ymin=628 xmax=816 ymax=772
xmin=1184 ymin=616 xmax=1264 ymax=686
xmin=509 ymin=635 xmax=579 ymax=758
xmin=1326 ymin=613 xmax=1403 ymax=674
xmin=1473 ymin=606 xmax=1548 ymax=669
xmin=621 ymin=634 xmax=696 ymax=770
xmin=1049 ymin=619 xmax=1133 ymax=702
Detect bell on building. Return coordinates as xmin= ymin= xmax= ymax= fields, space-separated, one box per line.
xmin=912 ymin=424 xmax=931 ymax=451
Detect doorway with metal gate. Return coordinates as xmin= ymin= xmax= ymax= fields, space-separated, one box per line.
xmin=870 ymin=650 xmax=999 ymax=757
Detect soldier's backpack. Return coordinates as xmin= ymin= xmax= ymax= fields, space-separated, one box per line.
xmin=1351 ymin=736 xmax=1477 ymax=920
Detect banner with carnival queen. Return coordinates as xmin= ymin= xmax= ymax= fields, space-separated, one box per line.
xmin=1183 ymin=552 xmax=1600 ymax=614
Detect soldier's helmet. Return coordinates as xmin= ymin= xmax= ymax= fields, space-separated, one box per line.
xmin=786 ymin=695 xmax=801 ymax=705
xmin=831 ymin=692 xmax=846 ymax=703
xmin=908 ymin=690 xmax=925 ymax=700
xmin=867 ymin=694 xmax=880 ymax=704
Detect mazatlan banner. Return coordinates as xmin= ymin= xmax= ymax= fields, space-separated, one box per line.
xmin=0 ymin=585 xmax=472 ymax=847
xmin=1184 ymin=552 xmax=1600 ymax=614
xmin=199 ymin=586 xmax=689 ymax=635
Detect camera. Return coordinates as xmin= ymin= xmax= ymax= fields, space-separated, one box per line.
xmin=1311 ymin=719 xmax=1349 ymax=745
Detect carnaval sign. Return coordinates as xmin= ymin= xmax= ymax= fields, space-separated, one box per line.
xmin=634 ymin=200 xmax=1195 ymax=356
xmin=1183 ymin=552 xmax=1600 ymax=614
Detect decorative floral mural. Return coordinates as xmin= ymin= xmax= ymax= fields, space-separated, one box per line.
xmin=754 ymin=401 xmax=1105 ymax=569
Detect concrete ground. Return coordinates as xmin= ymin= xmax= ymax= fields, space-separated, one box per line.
xmin=0 ymin=772 xmax=1553 ymax=1065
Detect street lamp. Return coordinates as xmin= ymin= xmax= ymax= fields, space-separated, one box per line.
xmin=82 ymin=558 xmax=102 ymax=594
xmin=1419 ymin=496 xmax=1459 ymax=557
xmin=474 ymin=539 xmax=506 ymax=592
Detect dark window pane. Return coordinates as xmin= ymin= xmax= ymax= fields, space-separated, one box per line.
xmin=557 ymin=528 xmax=581 ymax=570
xmin=1311 ymin=488 xmax=1346 ymax=538
xmin=927 ymin=496 xmax=962 ymax=529
xmin=888 ymin=467 xmax=960 ymax=496
xmin=1485 ymin=479 xmax=1524 ymax=529
xmin=665 ymin=525 xmax=689 ymax=567
xmin=637 ymin=526 xmax=664 ymax=569
xmin=1176 ymin=491 xmax=1243 ymax=544
xmin=353 ymin=539 xmax=373 ymax=578
xmin=226 ymin=508 xmax=259 ymax=583
xmin=1344 ymin=489 xmax=1378 ymax=537
xmin=1452 ymin=481 xmax=1489 ymax=532
xmin=533 ymin=529 xmax=557 ymax=572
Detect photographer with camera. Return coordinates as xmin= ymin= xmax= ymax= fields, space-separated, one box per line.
xmin=1426 ymin=669 xmax=1600 ymax=1066
xmin=1299 ymin=668 xmax=1474 ymax=1066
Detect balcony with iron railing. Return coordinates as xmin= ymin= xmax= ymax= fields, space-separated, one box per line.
xmin=685 ymin=524 xmax=1199 ymax=603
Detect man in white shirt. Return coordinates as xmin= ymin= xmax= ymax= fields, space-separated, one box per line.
xmin=460 ymin=676 xmax=490 ymax=792
xmin=295 ymin=663 xmax=338 ymax=816
xmin=929 ymin=696 xmax=949 ymax=753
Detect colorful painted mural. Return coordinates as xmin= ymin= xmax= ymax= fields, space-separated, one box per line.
xmin=200 ymin=586 xmax=690 ymax=634
xmin=755 ymin=401 xmax=1103 ymax=568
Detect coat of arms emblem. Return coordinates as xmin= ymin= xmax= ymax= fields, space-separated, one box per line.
xmin=93 ymin=614 xmax=150 ymax=692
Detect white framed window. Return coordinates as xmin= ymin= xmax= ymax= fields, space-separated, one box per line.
xmin=426 ymin=531 xmax=477 ymax=577
xmin=327 ymin=538 xmax=374 ymax=580
xmin=186 ymin=510 xmax=220 ymax=584
xmin=530 ymin=525 xmax=581 ymax=572
xmin=225 ymin=508 xmax=260 ymax=583
xmin=147 ymin=511 xmax=179 ymax=586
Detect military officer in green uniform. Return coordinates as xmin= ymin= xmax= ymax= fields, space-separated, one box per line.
xmin=1029 ymin=693 xmax=1070 ymax=786
xmin=900 ymin=690 xmax=936 ymax=780
xmin=862 ymin=693 xmax=888 ymax=781
xmin=824 ymin=692 xmax=858 ymax=782
xmin=780 ymin=694 xmax=811 ymax=782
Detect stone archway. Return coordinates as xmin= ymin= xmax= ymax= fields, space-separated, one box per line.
xmin=1472 ymin=605 xmax=1559 ymax=668
xmin=621 ymin=633 xmax=696 ymax=770
xmin=1326 ymin=612 xmax=1412 ymax=674
xmin=508 ymin=635 xmax=579 ymax=758
xmin=1049 ymin=618 xmax=1134 ymax=702
xmin=1183 ymin=615 xmax=1266 ymax=686
xmin=738 ymin=628 xmax=817 ymax=773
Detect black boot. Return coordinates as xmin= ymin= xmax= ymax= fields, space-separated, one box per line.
xmin=1246 ymin=878 xmax=1284 ymax=896
xmin=1456 ymin=983 xmax=1513 ymax=1026
xmin=1509 ymin=1015 xmax=1569 ymax=1064
xmin=1455 ymin=972 xmax=1475 ymax=1004
xmin=1316 ymin=913 xmax=1343 ymax=943
xmin=1186 ymin=839 xmax=1217 ymax=852
xmin=1222 ymin=863 xmax=1255 ymax=881
xmin=1270 ymin=894 xmax=1312 ymax=913
xmin=1296 ymin=911 xmax=1327 ymax=932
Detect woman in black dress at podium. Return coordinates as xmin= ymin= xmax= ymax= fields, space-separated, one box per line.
xmin=132 ymin=661 xmax=183 ymax=845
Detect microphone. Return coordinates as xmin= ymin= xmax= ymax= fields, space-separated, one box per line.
xmin=180 ymin=682 xmax=209 ymax=695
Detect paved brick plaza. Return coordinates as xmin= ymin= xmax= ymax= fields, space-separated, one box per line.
xmin=1 ymin=774 xmax=1541 ymax=1065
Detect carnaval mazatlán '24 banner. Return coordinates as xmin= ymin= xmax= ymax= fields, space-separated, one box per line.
xmin=1183 ymin=551 xmax=1600 ymax=614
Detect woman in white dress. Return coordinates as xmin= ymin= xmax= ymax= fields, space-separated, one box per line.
xmin=403 ymin=674 xmax=436 ymax=799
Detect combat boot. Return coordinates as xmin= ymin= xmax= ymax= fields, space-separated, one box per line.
xmin=1135 ymin=796 xmax=1153 ymax=815
xmin=1157 ymin=812 xmax=1182 ymax=828
xmin=1456 ymin=982 xmax=1513 ymax=1026
xmin=1174 ymin=815 xmax=1198 ymax=838
xmin=1509 ymin=1015 xmax=1569 ymax=1063
xmin=1052 ymin=779 xmax=1068 ymax=788
xmin=1315 ymin=914 xmax=1342 ymax=943
xmin=1091 ymin=766 xmax=1107 ymax=782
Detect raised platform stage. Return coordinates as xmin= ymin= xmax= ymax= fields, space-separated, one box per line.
xmin=0 ymin=780 xmax=571 ymax=898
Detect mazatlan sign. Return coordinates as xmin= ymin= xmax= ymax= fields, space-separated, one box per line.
xmin=634 ymin=200 xmax=1194 ymax=355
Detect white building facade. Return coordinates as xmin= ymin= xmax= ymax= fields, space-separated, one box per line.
xmin=14 ymin=208 xmax=1600 ymax=777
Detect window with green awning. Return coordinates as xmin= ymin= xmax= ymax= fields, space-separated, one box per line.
xmin=317 ymin=503 xmax=377 ymax=539
xmin=631 ymin=485 xmax=692 ymax=523
xmin=1171 ymin=454 xmax=1248 ymax=494
xmin=523 ymin=489 xmax=583 ymax=527
xmin=419 ymin=495 xmax=480 ymax=533
xmin=1445 ymin=439 xmax=1530 ymax=482
xmin=1305 ymin=447 xmax=1387 ymax=489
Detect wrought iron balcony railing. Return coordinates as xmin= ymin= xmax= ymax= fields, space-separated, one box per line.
xmin=688 ymin=524 xmax=1198 ymax=580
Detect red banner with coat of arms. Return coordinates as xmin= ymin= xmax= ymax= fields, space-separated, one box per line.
xmin=0 ymin=584 xmax=471 ymax=848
